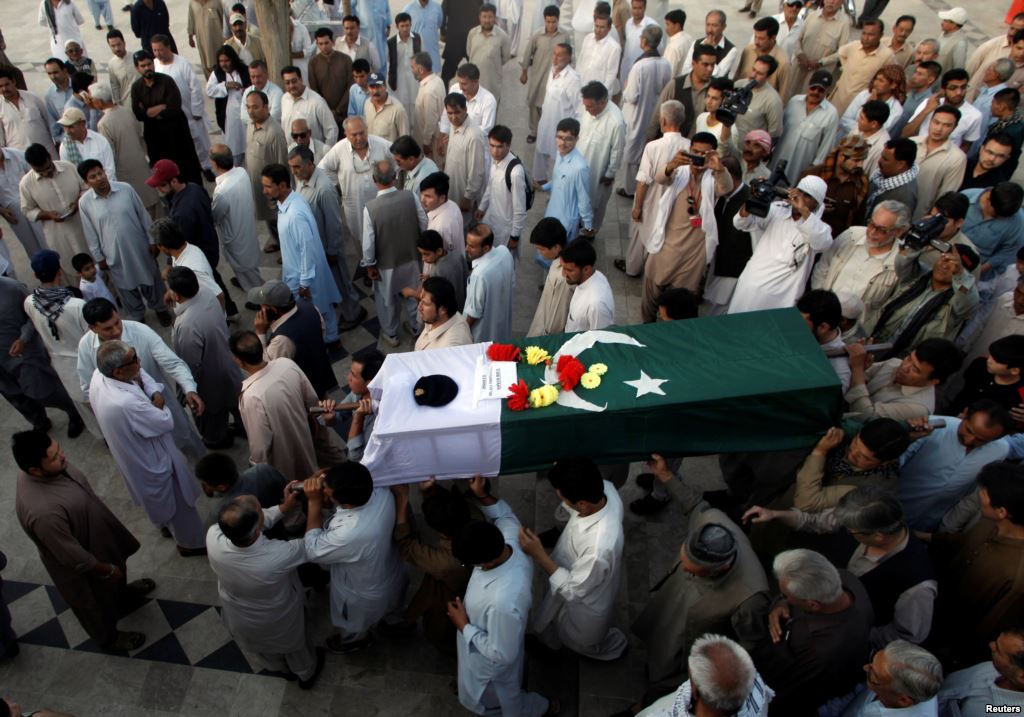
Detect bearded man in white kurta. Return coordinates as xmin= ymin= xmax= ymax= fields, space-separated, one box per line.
xmin=303 ymin=463 xmax=407 ymax=653
xmin=519 ymin=459 xmax=627 ymax=661
xmin=578 ymin=81 xmax=626 ymax=233
xmin=620 ymin=27 xmax=671 ymax=196
xmin=152 ymin=36 xmax=213 ymax=172
xmin=89 ymin=341 xmax=206 ymax=553
xmin=728 ymin=175 xmax=834 ymax=314
xmin=208 ymin=494 xmax=323 ymax=685
xmin=532 ymin=44 xmax=581 ymax=183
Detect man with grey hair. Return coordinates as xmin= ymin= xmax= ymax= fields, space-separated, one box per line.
xmin=811 ymin=200 xmax=909 ymax=330
xmin=842 ymin=640 xmax=942 ymax=716
xmin=620 ymin=100 xmax=689 ymax=277
xmin=207 ymin=492 xmax=325 ymax=689
xmin=635 ymin=635 xmax=775 ymax=717
xmin=361 ymin=159 xmax=427 ymax=346
xmin=627 ymin=463 xmax=771 ymax=714
xmin=939 ymin=626 xmax=1024 ymax=715
xmin=208 ymin=144 xmax=263 ymax=291
xmin=89 ymin=340 xmax=207 ymax=557
xmin=754 ymin=548 xmax=874 ymax=715
xmin=287 ymin=117 xmax=328 ymax=166
xmin=287 ymin=145 xmax=366 ymax=332
xmin=620 ymin=25 xmax=671 ymax=198
xmin=91 ymin=82 xmax=161 ymax=216
xmin=970 ymin=57 xmax=1016 ymax=140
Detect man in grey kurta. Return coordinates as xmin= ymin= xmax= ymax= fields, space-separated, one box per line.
xmin=465 ymin=8 xmax=512 ymax=103
xmin=19 ymin=149 xmax=89 ymax=285
xmin=209 ymin=145 xmax=263 ymax=291
xmin=168 ymin=267 xmax=242 ymax=450
xmin=0 ymin=276 xmax=84 ymax=434
xmin=0 ymin=147 xmax=43 ymax=264
xmin=92 ymin=84 xmax=162 ymax=214
xmin=14 ymin=429 xmax=150 ymax=651
xmin=78 ymin=163 xmax=170 ymax=324
xmin=244 ymin=90 xmax=288 ymax=229
xmin=520 ymin=9 xmax=570 ymax=137
xmin=288 ymin=145 xmax=366 ymax=331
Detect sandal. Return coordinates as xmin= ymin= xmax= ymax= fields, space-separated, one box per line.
xmin=104 ymin=630 xmax=146 ymax=651
xmin=526 ymin=134 xmax=536 ymax=143
xmin=615 ymin=188 xmax=634 ymax=198
xmin=263 ymin=242 xmax=280 ymax=253
xmin=126 ymin=578 xmax=156 ymax=595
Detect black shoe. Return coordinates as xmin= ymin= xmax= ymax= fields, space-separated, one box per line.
xmin=160 ymin=527 xmax=172 ymax=539
xmin=298 ymin=647 xmax=326 ymax=690
xmin=377 ymin=620 xmax=417 ymax=637
xmin=525 ymin=634 xmax=560 ymax=662
xmin=230 ymin=276 xmax=241 ymax=288
xmin=121 ymin=3 xmax=131 ymax=10
xmin=634 ymin=472 xmax=655 ymax=492
xmin=538 ymin=526 xmax=562 ymax=549
xmin=325 ymin=634 xmax=373 ymax=654
xmin=107 ymin=24 xmax=115 ymax=29
xmin=126 ymin=578 xmax=156 ymax=596
xmin=157 ymin=311 xmax=172 ymax=327
xmin=202 ymin=169 xmax=216 ymax=183
xmin=67 ymin=417 xmax=86 ymax=438
xmin=176 ymin=545 xmax=208 ymax=558
xmin=203 ymin=435 xmax=234 ymax=450
xmin=103 ymin=630 xmax=146 ymax=651
xmin=629 ymin=494 xmax=670 ymax=516
xmin=95 ymin=23 xmax=102 ymax=29
xmin=34 ymin=417 xmax=53 ymax=433
xmin=338 ymin=305 xmax=368 ymax=332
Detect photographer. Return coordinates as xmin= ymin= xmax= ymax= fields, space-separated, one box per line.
xmin=731 ymin=55 xmax=784 ymax=144
xmin=727 ymin=175 xmax=833 ymax=314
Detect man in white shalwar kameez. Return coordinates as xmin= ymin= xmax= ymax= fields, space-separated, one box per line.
xmin=77 ymin=303 xmax=206 ymax=458
xmin=620 ymin=28 xmax=671 ymax=196
xmin=532 ymin=44 xmax=581 ymax=183
xmin=303 ymin=463 xmax=407 ymax=653
xmin=662 ymin=11 xmax=694 ymax=77
xmin=618 ymin=0 xmax=660 ymax=87
xmin=621 ymin=100 xmax=689 ymax=276
xmin=728 ymin=175 xmax=834 ymax=314
xmin=0 ymin=147 xmax=44 ymax=264
xmin=89 ymin=341 xmax=206 ymax=553
xmin=152 ymin=37 xmax=214 ymax=173
xmin=519 ymin=460 xmax=627 ymax=661
xmin=209 ymin=147 xmax=263 ymax=291
xmin=559 ymin=0 xmax=598 ymax=55
xmin=207 ymin=494 xmax=324 ymax=685
xmin=318 ymin=116 xmax=392 ymax=251
xmin=450 ymin=477 xmax=554 ymax=717
xmin=577 ymin=16 xmax=622 ymax=98
xmin=578 ymin=81 xmax=626 ymax=233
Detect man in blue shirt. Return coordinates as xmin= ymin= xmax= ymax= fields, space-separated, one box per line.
xmin=542 ymin=117 xmax=594 ymax=244
xmin=43 ymin=58 xmax=71 ymax=145
xmin=402 ymin=0 xmax=443 ymax=71
xmin=897 ymin=399 xmax=1011 ymax=531
xmin=347 ymin=58 xmax=371 ymax=118
xmin=961 ymin=183 xmax=1024 ymax=281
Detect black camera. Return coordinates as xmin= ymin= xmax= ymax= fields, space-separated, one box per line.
xmin=715 ymin=82 xmax=754 ymax=127
xmin=744 ymin=161 xmax=790 ymax=218
xmin=902 ymin=213 xmax=951 ymax=254
xmin=682 ymin=151 xmax=705 ymax=167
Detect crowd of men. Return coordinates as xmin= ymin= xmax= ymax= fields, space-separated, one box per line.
xmin=3 ymin=0 xmax=1024 ymax=715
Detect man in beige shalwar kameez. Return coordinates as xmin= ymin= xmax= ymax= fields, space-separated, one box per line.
xmin=187 ymin=0 xmax=225 ymax=77
xmin=466 ymin=5 xmax=512 ymax=104
xmin=244 ymin=91 xmax=288 ymax=242
xmin=92 ymin=83 xmax=161 ymax=214
xmin=519 ymin=8 xmax=570 ymax=140
xmin=786 ymin=0 xmax=851 ymax=101
xmin=19 ymin=149 xmax=87 ymax=286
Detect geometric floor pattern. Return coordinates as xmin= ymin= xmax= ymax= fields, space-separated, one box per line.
xmin=4 ymin=579 xmax=254 ymax=675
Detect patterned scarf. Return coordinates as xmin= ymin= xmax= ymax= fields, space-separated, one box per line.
xmin=991 ymin=108 xmax=1024 ymax=135
xmin=865 ymin=163 xmax=919 ymax=209
xmin=31 ymin=286 xmax=73 ymax=341
xmin=62 ymin=138 xmax=83 ymax=166
xmin=825 ymin=436 xmax=899 ymax=481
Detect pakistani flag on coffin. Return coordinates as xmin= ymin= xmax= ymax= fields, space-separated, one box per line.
xmin=360 ymin=308 xmax=843 ymax=485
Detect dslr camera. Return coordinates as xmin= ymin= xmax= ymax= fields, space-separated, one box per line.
xmin=902 ymin=213 xmax=951 ymax=254
xmin=744 ymin=161 xmax=790 ymax=218
xmin=715 ymin=82 xmax=754 ymax=127
xmin=681 ymin=151 xmax=706 ymax=167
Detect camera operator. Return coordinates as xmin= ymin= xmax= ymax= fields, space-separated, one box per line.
xmin=727 ymin=175 xmax=832 ymax=314
xmin=913 ymin=191 xmax=977 ymax=273
xmin=868 ymin=237 xmax=980 ymax=359
xmin=731 ymin=55 xmax=784 ymax=144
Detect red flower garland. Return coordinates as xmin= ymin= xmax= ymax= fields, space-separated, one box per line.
xmin=507 ymin=379 xmax=530 ymax=411
xmin=556 ymin=355 xmax=586 ymax=391
xmin=487 ymin=343 xmax=521 ymax=362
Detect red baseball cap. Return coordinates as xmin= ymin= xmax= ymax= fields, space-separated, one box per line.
xmin=145 ymin=159 xmax=180 ymax=188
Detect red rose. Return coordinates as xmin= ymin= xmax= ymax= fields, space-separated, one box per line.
xmin=507 ymin=379 xmax=530 ymax=411
xmin=487 ymin=343 xmax=521 ymax=362
xmin=556 ymin=355 xmax=586 ymax=391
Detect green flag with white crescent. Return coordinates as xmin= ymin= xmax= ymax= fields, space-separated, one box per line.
xmin=361 ymin=308 xmax=843 ymax=485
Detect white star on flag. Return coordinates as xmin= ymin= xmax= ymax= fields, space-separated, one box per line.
xmin=624 ymin=370 xmax=668 ymax=398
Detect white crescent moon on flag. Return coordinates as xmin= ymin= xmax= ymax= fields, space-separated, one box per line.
xmin=541 ymin=330 xmax=647 ymax=413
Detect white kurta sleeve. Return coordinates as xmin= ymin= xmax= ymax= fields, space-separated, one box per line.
xmin=461 ymin=603 xmax=527 ymax=666
xmin=549 ymin=548 xmax=613 ymax=602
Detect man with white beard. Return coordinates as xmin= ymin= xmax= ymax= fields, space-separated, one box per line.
xmin=151 ymin=34 xmax=213 ymax=178
xmin=207 ymin=493 xmax=325 ymax=688
xmin=620 ymin=26 xmax=671 ymax=197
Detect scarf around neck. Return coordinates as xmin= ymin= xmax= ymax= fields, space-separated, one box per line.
xmin=31 ymin=286 xmax=73 ymax=341
xmin=866 ymin=164 xmax=918 ymax=207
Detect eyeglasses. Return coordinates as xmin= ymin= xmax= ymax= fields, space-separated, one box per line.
xmin=291 ymin=132 xmax=309 ymax=139
xmin=866 ymin=221 xmax=897 ymax=234
xmin=118 ymin=352 xmax=140 ymax=369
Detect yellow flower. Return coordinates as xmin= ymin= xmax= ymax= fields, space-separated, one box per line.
xmin=528 ymin=384 xmax=559 ymax=408
xmin=588 ymin=363 xmax=608 ymax=376
xmin=524 ymin=345 xmax=551 ymax=365
xmin=580 ymin=372 xmax=601 ymax=389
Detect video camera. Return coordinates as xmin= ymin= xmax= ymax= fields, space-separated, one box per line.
xmin=745 ymin=161 xmax=790 ymax=218
xmin=902 ymin=213 xmax=951 ymax=254
xmin=715 ymin=82 xmax=754 ymax=127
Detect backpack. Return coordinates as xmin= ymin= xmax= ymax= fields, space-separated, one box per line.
xmin=505 ymin=156 xmax=535 ymax=211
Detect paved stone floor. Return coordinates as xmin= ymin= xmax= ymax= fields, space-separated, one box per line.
xmin=0 ymin=0 xmax=1010 ymax=714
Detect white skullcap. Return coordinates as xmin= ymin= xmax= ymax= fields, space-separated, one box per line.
xmin=796 ymin=175 xmax=827 ymax=206
xmin=836 ymin=291 xmax=864 ymax=320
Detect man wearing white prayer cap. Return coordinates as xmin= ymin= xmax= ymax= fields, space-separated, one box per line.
xmin=728 ymin=174 xmax=834 ymax=314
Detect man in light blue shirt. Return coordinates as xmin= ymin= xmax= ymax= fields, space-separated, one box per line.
xmin=542 ymin=117 xmax=594 ymax=244
xmin=897 ymin=401 xmax=1011 ymax=531
xmin=961 ymin=184 xmax=1024 ymax=281
xmin=839 ymin=641 xmax=942 ymax=717
xmin=464 ymin=223 xmax=515 ymax=343
xmin=402 ymin=0 xmax=443 ymax=71
xmin=260 ymin=163 xmax=343 ymax=346
xmin=43 ymin=58 xmax=72 ymax=145
xmin=347 ymin=58 xmax=371 ymax=118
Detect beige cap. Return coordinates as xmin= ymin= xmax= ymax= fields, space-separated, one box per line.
xmin=230 ymin=12 xmax=246 ymax=24
xmin=56 ymin=107 xmax=86 ymax=127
